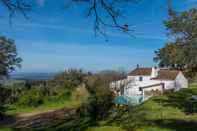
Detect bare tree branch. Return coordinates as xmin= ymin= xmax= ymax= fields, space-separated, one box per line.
xmin=71 ymin=0 xmax=136 ymax=39
xmin=0 ymin=0 xmax=31 ymax=24
xmin=0 ymin=0 xmax=137 ymax=39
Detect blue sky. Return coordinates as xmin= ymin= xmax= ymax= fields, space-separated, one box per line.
xmin=0 ymin=0 xmax=196 ymax=73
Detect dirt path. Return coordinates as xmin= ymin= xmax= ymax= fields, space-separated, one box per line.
xmin=16 ymin=109 xmax=60 ymax=117
xmin=0 ymin=107 xmax=77 ymax=129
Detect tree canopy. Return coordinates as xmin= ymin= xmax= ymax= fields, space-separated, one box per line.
xmin=154 ymin=8 xmax=197 ymax=78
xmin=0 ymin=37 xmax=22 ymax=77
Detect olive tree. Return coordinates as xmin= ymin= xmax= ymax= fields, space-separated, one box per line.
xmin=0 ymin=36 xmax=22 ymax=119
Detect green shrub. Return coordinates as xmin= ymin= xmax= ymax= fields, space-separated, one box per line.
xmin=72 ymin=84 xmax=89 ymax=101
xmin=53 ymin=69 xmax=88 ymax=90
xmin=44 ymin=89 xmax=71 ymax=103
xmin=79 ymin=85 xmax=113 ymax=120
xmin=86 ymin=126 xmax=126 ymax=131
xmin=16 ymin=89 xmax=43 ymax=107
xmin=0 ymin=86 xmax=11 ymax=119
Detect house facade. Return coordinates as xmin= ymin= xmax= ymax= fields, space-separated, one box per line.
xmin=110 ymin=67 xmax=188 ymax=97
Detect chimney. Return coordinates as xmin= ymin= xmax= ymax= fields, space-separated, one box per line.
xmin=151 ymin=66 xmax=158 ymax=78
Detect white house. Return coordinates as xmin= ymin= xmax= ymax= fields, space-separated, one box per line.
xmin=110 ymin=67 xmax=188 ymax=97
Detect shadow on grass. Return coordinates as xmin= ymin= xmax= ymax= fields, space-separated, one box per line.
xmin=101 ymin=106 xmax=148 ymax=130
xmin=153 ymin=88 xmax=197 ymax=113
xmin=0 ymin=105 xmax=16 ymax=125
xmin=0 ymin=115 xmax=16 ymax=126
xmin=149 ymin=119 xmax=197 ymax=131
xmin=49 ymin=117 xmax=98 ymax=131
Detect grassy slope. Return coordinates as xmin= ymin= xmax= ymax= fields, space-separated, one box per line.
xmin=0 ymin=126 xmax=12 ymax=131
xmin=1 ymin=85 xmax=197 ymax=131
xmin=0 ymin=100 xmax=81 ymax=131
xmin=0 ymin=89 xmax=87 ymax=131
xmin=92 ymin=84 xmax=197 ymax=131
xmin=135 ymin=84 xmax=197 ymax=131
xmin=5 ymin=99 xmax=81 ymax=116
xmin=86 ymin=126 xmax=126 ymax=131
xmin=4 ymin=87 xmax=89 ymax=116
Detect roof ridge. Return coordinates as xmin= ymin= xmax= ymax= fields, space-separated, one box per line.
xmin=128 ymin=68 xmax=152 ymax=76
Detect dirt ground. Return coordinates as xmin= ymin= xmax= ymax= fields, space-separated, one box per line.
xmin=0 ymin=107 xmax=76 ymax=129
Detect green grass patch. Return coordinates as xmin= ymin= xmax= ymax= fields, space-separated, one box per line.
xmin=2 ymin=85 xmax=197 ymax=131
xmin=136 ymin=126 xmax=171 ymax=131
xmin=5 ymin=91 xmax=84 ymax=116
xmin=98 ymin=85 xmax=197 ymax=131
xmin=130 ymin=85 xmax=197 ymax=131
xmin=86 ymin=126 xmax=126 ymax=131
xmin=0 ymin=125 xmax=13 ymax=131
xmin=5 ymin=98 xmax=81 ymax=116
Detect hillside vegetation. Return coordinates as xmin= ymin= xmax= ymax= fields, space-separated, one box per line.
xmin=1 ymin=68 xmax=197 ymax=131
xmin=1 ymin=84 xmax=197 ymax=131
xmin=0 ymin=69 xmax=123 ymax=130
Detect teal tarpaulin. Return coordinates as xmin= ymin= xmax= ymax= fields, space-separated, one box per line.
xmin=114 ymin=95 xmax=144 ymax=105
xmin=114 ymin=96 xmax=129 ymax=105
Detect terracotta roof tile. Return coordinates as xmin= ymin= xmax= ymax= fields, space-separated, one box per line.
xmin=152 ymin=70 xmax=180 ymax=80
xmin=128 ymin=68 xmax=152 ymax=76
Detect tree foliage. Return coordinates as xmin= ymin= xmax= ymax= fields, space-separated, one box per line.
xmin=53 ymin=69 xmax=89 ymax=89
xmin=0 ymin=36 xmax=22 ymax=77
xmin=0 ymin=36 xmax=21 ymax=118
xmin=154 ymin=8 xmax=197 ymax=78
xmin=79 ymin=75 xmax=113 ymax=120
xmin=154 ymin=42 xmax=185 ymax=69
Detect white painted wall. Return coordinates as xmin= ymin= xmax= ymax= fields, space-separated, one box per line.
xmin=142 ymin=84 xmax=163 ymax=95
xmin=159 ymin=80 xmax=175 ymax=90
xmin=127 ymin=75 xmax=160 ymax=88
xmin=111 ymin=69 xmax=188 ymax=96
xmin=175 ymin=72 xmax=188 ymax=90
xmin=125 ymin=84 xmax=141 ymax=96
xmin=149 ymin=79 xmax=175 ymax=90
xmin=151 ymin=67 xmax=159 ymax=78
xmin=125 ymin=75 xmax=161 ymax=96
xmin=110 ymin=79 xmax=127 ymax=89
xmin=125 ymin=75 xmax=177 ymax=95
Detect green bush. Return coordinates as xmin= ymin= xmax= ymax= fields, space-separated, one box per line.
xmin=72 ymin=84 xmax=89 ymax=101
xmin=79 ymin=85 xmax=113 ymax=120
xmin=16 ymin=89 xmax=43 ymax=107
xmin=53 ymin=69 xmax=88 ymax=90
xmin=44 ymin=89 xmax=71 ymax=103
xmin=0 ymin=86 xmax=11 ymax=119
